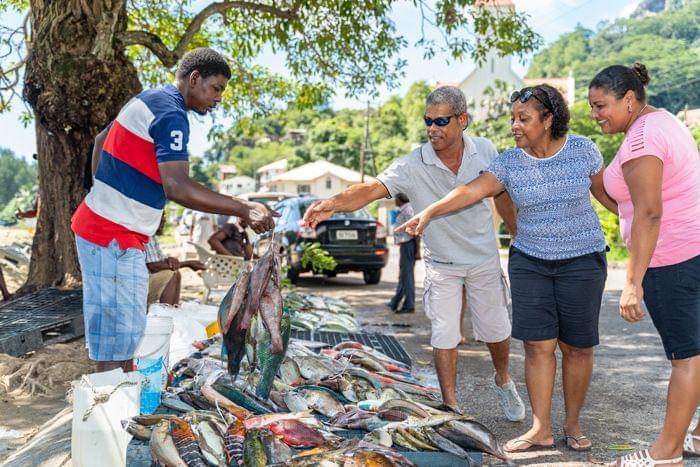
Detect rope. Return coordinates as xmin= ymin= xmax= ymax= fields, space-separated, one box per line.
xmin=78 ymin=375 xmax=138 ymax=422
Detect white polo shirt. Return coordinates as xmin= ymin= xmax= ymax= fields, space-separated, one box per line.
xmin=378 ymin=135 xmax=499 ymax=266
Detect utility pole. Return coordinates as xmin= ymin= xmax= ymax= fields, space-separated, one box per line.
xmin=360 ymin=100 xmax=370 ymax=182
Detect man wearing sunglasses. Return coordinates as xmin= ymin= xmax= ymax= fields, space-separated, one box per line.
xmin=303 ymin=86 xmax=524 ymax=420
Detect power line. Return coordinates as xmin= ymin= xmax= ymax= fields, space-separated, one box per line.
xmin=529 ymin=0 xmax=599 ymax=30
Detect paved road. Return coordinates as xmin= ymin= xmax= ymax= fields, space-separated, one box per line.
xmin=291 ymin=244 xmax=699 ymax=466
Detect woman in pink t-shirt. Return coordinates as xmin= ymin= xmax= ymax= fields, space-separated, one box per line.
xmin=589 ymin=63 xmax=700 ymax=466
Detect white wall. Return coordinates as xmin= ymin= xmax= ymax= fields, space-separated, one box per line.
xmin=459 ymin=51 xmax=523 ymax=121
xmin=273 ymin=174 xmax=354 ymax=199
xmin=220 ymin=176 xmax=255 ymax=196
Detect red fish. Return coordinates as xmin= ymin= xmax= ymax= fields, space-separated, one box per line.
xmin=268 ymin=419 xmax=325 ymax=448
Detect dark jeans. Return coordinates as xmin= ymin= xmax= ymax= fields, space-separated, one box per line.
xmin=390 ymin=239 xmax=416 ymax=311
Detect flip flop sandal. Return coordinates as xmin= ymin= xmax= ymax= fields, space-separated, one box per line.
xmin=563 ymin=429 xmax=592 ymax=452
xmin=615 ymin=449 xmax=682 ymax=466
xmin=684 ymin=432 xmax=700 ymax=457
xmin=504 ymin=437 xmax=556 ymax=453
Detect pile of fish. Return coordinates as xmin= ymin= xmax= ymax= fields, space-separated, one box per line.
xmin=126 ymin=246 xmax=511 ymax=466
xmin=283 ymin=292 xmax=360 ymax=333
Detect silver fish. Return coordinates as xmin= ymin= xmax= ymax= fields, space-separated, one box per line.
xmin=192 ymin=420 xmax=226 ymax=467
xmin=150 ymin=421 xmax=187 ymax=467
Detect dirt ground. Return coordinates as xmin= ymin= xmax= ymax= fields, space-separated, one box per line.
xmin=0 ymin=228 xmax=698 ymax=465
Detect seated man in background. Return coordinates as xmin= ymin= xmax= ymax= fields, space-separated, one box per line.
xmin=208 ymin=220 xmax=253 ymax=260
xmin=146 ymin=222 xmax=206 ymax=305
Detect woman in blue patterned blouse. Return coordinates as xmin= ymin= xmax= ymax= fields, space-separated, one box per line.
xmin=398 ymin=84 xmax=618 ymax=453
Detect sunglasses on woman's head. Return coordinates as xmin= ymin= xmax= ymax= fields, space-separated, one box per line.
xmin=510 ymin=88 xmax=554 ymax=114
xmin=423 ymin=115 xmax=457 ymax=127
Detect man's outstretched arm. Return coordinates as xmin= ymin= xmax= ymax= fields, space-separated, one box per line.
xmin=159 ymin=161 xmax=277 ymax=233
xmin=303 ymin=180 xmax=390 ymax=228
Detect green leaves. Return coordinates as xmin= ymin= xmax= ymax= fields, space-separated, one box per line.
xmin=527 ymin=1 xmax=700 ymax=113
xmin=301 ymin=242 xmax=338 ymax=273
xmin=125 ymin=0 xmax=540 ymax=112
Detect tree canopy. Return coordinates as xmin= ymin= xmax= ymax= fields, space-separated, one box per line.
xmin=0 ymin=0 xmax=541 ymax=291
xmin=0 ymin=148 xmax=36 ymax=206
xmin=1 ymin=0 xmax=541 ymax=117
xmin=527 ymin=0 xmax=700 ymax=112
xmin=203 ymin=80 xmax=432 ymax=181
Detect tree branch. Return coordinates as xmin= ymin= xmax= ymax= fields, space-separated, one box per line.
xmin=117 ymin=30 xmax=179 ymax=67
xmin=118 ymin=1 xmax=299 ymax=68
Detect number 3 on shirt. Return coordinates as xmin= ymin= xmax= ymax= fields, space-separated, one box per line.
xmin=170 ymin=130 xmax=183 ymax=151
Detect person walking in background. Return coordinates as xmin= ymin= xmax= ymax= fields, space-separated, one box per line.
xmin=398 ymin=84 xmax=613 ymax=453
xmin=303 ymin=86 xmax=525 ymax=421
xmin=589 ymin=63 xmax=700 ymax=466
xmin=386 ymin=193 xmax=420 ymax=314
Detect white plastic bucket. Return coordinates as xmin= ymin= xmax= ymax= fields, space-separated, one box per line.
xmin=134 ymin=315 xmax=173 ymax=414
xmin=71 ymin=369 xmax=142 ymax=467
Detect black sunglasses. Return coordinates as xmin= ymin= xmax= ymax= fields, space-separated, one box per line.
xmin=510 ymin=88 xmax=554 ymax=114
xmin=424 ymin=114 xmax=458 ymax=127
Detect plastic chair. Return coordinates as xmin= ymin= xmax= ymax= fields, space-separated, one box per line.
xmin=187 ymin=242 xmax=248 ymax=304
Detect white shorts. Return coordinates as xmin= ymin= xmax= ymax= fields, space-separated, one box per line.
xmin=423 ymin=255 xmax=511 ymax=349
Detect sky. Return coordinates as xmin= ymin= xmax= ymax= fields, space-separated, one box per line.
xmin=0 ymin=0 xmax=640 ymax=161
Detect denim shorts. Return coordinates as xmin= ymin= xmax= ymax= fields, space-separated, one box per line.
xmin=75 ymin=235 xmax=148 ymax=361
xmin=508 ymin=247 xmax=607 ymax=348
xmin=642 ymin=254 xmax=700 ymax=360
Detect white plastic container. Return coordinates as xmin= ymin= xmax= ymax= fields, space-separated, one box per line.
xmin=149 ymin=303 xmax=212 ymax=369
xmin=134 ymin=315 xmax=173 ymax=414
xmin=71 ymin=369 xmax=142 ymax=467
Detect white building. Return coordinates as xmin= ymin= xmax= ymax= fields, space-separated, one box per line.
xmin=219 ymin=175 xmax=255 ymax=196
xmin=256 ymin=159 xmax=289 ymax=190
xmin=264 ymin=160 xmax=375 ymax=198
xmin=456 ymin=1 xmax=523 ymax=120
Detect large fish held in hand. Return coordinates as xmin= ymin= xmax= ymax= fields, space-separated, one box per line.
xmin=218 ymin=265 xmax=252 ymax=379
xmin=258 ymin=251 xmax=285 ymax=354
xmin=218 ymin=263 xmax=252 ymax=335
xmin=239 ymin=242 xmax=276 ymax=331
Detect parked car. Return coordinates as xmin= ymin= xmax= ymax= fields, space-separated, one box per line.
xmin=260 ymin=195 xmax=389 ymax=285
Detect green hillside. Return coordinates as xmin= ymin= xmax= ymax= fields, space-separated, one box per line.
xmin=527 ymin=0 xmax=700 ymax=112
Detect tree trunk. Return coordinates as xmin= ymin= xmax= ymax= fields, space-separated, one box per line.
xmin=19 ymin=0 xmax=142 ymax=293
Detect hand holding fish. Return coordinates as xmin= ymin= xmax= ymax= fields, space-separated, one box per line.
xmin=302 ymin=199 xmax=336 ymax=228
xmin=395 ymin=209 xmax=435 ymax=237
xmin=242 ymin=201 xmax=279 ymax=234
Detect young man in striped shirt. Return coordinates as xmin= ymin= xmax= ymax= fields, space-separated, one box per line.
xmin=72 ymin=48 xmax=276 ymax=372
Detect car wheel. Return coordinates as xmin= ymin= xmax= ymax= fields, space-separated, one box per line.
xmin=363 ymin=269 xmax=381 ymax=285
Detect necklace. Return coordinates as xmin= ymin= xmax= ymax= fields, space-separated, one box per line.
xmin=625 ymin=103 xmax=649 ymax=133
